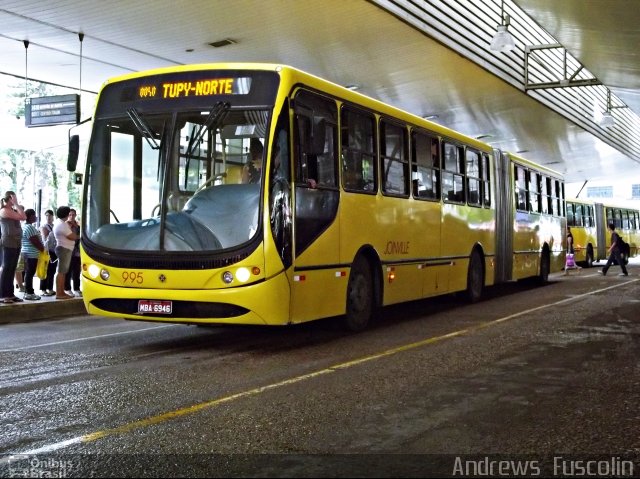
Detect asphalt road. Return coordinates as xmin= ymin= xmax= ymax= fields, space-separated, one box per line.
xmin=1 ymin=265 xmax=639 ymax=477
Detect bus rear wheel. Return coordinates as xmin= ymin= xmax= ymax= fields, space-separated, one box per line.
xmin=539 ymin=250 xmax=550 ymax=283
xmin=466 ymin=250 xmax=484 ymax=303
xmin=585 ymin=246 xmax=594 ymax=268
xmin=345 ymin=256 xmax=373 ymax=332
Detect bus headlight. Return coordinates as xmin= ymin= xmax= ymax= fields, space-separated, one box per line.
xmin=235 ymin=267 xmax=250 ymax=282
xmin=100 ymin=269 xmax=110 ymax=281
xmin=222 ymin=271 xmax=234 ymax=284
xmin=87 ymin=264 xmax=101 ymax=279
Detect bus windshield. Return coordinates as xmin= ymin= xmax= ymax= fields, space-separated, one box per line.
xmin=85 ymin=105 xmax=270 ymax=252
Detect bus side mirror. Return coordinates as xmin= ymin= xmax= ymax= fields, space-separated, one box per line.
xmin=68 ymin=134 xmax=79 ymax=172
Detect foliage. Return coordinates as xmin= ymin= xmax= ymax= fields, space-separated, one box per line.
xmin=6 ymin=80 xmax=52 ymax=118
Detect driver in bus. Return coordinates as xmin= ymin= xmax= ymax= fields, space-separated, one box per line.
xmin=241 ymin=138 xmax=264 ymax=184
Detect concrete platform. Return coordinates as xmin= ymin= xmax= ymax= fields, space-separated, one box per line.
xmin=0 ymin=292 xmax=87 ymax=324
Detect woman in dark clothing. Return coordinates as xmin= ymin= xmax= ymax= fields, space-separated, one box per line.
xmin=0 ymin=191 xmax=27 ymax=303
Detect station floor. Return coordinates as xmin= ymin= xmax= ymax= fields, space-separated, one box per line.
xmin=0 ymin=259 xmax=638 ymax=476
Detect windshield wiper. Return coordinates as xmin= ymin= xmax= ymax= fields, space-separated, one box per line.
xmin=185 ymin=101 xmax=230 ymax=158
xmin=127 ymin=107 xmax=160 ymax=150
xmin=184 ymin=101 xmax=230 ymax=188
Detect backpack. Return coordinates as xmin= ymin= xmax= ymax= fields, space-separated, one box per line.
xmin=44 ymin=224 xmax=57 ymax=251
xmin=617 ymin=235 xmax=630 ymax=265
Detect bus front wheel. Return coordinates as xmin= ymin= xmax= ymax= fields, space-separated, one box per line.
xmin=345 ymin=256 xmax=373 ymax=332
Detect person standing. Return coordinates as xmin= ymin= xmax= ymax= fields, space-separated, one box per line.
xmin=64 ymin=208 xmax=82 ymax=297
xmin=53 ymin=206 xmax=79 ymax=300
xmin=241 ymin=138 xmax=264 ymax=184
xmin=566 ymin=226 xmax=574 ymax=254
xmin=39 ymin=209 xmax=57 ymax=296
xmin=600 ymin=222 xmax=629 ymax=276
xmin=0 ymin=191 xmax=26 ymax=304
xmin=21 ymin=209 xmax=45 ymax=300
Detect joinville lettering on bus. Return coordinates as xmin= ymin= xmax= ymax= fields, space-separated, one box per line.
xmin=383 ymin=241 xmax=410 ymax=255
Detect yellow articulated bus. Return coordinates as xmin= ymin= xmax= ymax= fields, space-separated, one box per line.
xmin=75 ymin=63 xmax=565 ymax=331
xmin=566 ymin=199 xmax=639 ymax=265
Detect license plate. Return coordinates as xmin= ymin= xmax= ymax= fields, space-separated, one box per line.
xmin=138 ymin=300 xmax=172 ymax=315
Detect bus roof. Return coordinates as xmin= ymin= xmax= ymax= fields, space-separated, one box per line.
xmin=505 ymin=151 xmax=563 ymax=178
xmin=99 ymin=62 xmax=561 ymax=169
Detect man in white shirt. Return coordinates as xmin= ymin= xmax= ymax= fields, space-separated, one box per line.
xmin=53 ymin=206 xmax=79 ymax=300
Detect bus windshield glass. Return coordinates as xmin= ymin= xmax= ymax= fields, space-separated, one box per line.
xmin=84 ymin=70 xmax=279 ymax=253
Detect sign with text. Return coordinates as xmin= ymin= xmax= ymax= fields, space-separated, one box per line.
xmin=25 ymin=94 xmax=80 ymax=127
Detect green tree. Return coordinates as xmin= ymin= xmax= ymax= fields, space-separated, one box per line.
xmin=7 ymin=80 xmax=51 ymax=118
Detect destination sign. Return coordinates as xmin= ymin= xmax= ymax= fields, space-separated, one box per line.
xmin=25 ymin=94 xmax=80 ymax=127
xmin=137 ymin=77 xmax=252 ymax=100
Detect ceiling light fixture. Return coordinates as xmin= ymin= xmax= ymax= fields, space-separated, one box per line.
xmin=599 ymin=110 xmax=615 ymax=128
xmin=208 ymin=38 xmax=236 ymax=48
xmin=490 ymin=0 xmax=516 ymax=53
xmin=599 ymin=90 xmax=626 ymax=128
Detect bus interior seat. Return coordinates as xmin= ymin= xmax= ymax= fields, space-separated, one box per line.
xmin=168 ymin=192 xmax=192 ymax=212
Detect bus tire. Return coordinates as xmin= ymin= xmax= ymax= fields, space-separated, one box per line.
xmin=585 ymin=245 xmax=594 ymax=268
xmin=466 ymin=250 xmax=484 ymax=303
xmin=345 ymin=256 xmax=373 ymax=332
xmin=539 ymin=249 xmax=550 ymax=283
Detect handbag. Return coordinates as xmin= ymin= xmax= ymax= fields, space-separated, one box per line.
xmin=565 ymin=253 xmax=576 ymax=269
xmin=36 ymin=250 xmax=50 ymax=280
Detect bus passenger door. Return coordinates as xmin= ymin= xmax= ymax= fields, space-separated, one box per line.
xmin=289 ymin=90 xmax=341 ymax=323
xmin=594 ymin=203 xmax=607 ymax=260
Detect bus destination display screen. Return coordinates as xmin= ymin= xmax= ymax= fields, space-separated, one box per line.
xmin=96 ymin=70 xmax=279 ymax=116
xmin=138 ymin=77 xmax=252 ymax=100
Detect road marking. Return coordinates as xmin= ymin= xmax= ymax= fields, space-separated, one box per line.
xmin=0 ymin=324 xmax=177 ymax=352
xmin=3 ymin=279 xmax=637 ymax=457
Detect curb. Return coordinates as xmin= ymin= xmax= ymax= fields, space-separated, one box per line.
xmin=0 ymin=298 xmax=87 ymax=324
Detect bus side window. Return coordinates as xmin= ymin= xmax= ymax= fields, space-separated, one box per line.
xmin=293 ymin=90 xmax=338 ymax=189
xmin=528 ymin=171 xmax=540 ymax=213
xmin=555 ymin=180 xmax=563 ymax=216
xmin=481 ymin=153 xmax=491 ymax=208
xmin=411 ymin=130 xmax=439 ymax=201
xmin=567 ymin=203 xmax=575 ymax=226
xmin=442 ymin=141 xmax=464 ymax=203
xmin=465 ymin=148 xmax=481 ymax=206
xmin=540 ymin=176 xmax=550 ymax=214
xmin=341 ymin=106 xmax=377 ymax=193
xmin=380 ymin=119 xmax=409 ymax=196
xmin=515 ymin=166 xmax=527 ymax=211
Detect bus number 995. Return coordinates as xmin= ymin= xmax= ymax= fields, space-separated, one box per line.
xmin=123 ymin=271 xmax=144 ymax=284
